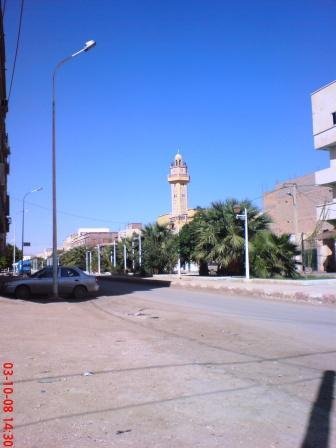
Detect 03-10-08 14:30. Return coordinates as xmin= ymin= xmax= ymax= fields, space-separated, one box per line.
xmin=2 ymin=362 xmax=14 ymax=448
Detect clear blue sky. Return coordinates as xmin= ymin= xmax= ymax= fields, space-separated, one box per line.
xmin=4 ymin=0 xmax=336 ymax=254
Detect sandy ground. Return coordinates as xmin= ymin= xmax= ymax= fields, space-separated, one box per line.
xmin=0 ymin=280 xmax=335 ymax=448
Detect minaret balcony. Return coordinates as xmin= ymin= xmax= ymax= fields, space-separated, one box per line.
xmin=168 ymin=174 xmax=190 ymax=183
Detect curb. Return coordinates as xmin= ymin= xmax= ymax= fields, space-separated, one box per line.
xmin=98 ymin=275 xmax=336 ymax=305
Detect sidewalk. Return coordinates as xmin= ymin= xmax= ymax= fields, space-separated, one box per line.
xmin=156 ymin=274 xmax=336 ymax=304
xmin=108 ymin=274 xmax=336 ymax=305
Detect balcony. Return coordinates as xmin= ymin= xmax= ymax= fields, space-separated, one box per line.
xmin=315 ymin=166 xmax=336 ymax=187
xmin=317 ymin=199 xmax=336 ymax=222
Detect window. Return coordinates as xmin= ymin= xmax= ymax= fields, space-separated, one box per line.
xmin=332 ymin=112 xmax=336 ymax=125
xmin=61 ymin=267 xmax=79 ymax=278
xmin=37 ymin=268 xmax=53 ymax=278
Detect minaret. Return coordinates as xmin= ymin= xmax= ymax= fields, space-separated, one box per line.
xmin=168 ymin=152 xmax=190 ymax=229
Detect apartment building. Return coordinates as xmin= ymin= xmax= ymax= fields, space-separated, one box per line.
xmin=0 ymin=13 xmax=9 ymax=254
xmin=263 ymin=173 xmax=332 ymax=237
xmin=63 ymin=228 xmax=118 ymax=250
xmin=311 ymin=80 xmax=336 ymax=271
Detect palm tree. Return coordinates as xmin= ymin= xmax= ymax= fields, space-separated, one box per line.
xmin=251 ymin=231 xmax=299 ymax=278
xmin=142 ymin=223 xmax=178 ymax=274
xmin=193 ymin=199 xmax=271 ymax=275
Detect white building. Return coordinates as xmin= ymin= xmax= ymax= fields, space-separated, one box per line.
xmin=311 ymin=80 xmax=336 ymax=271
xmin=63 ymin=228 xmax=117 ymax=251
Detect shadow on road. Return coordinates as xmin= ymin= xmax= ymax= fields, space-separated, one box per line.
xmin=0 ymin=276 xmax=171 ymax=304
xmin=301 ymin=370 xmax=335 ymax=448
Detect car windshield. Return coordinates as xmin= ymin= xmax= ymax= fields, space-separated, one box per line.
xmin=30 ymin=268 xmax=53 ymax=278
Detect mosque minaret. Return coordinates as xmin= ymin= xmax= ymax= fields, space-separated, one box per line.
xmin=168 ymin=152 xmax=190 ymax=219
xmin=157 ymin=152 xmax=195 ymax=231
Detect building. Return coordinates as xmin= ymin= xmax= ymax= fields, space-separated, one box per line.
xmin=263 ymin=174 xmax=333 ymax=271
xmin=0 ymin=12 xmax=9 ymax=254
xmin=263 ymin=173 xmax=332 ymax=238
xmin=157 ymin=152 xmax=195 ymax=231
xmin=311 ymin=80 xmax=336 ymax=271
xmin=118 ymin=223 xmax=142 ymax=241
xmin=63 ymin=228 xmax=118 ymax=251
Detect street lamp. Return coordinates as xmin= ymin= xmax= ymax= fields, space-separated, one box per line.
xmin=21 ymin=187 xmax=43 ymax=261
xmin=52 ymin=40 xmax=96 ymax=298
xmin=233 ymin=205 xmax=250 ymax=280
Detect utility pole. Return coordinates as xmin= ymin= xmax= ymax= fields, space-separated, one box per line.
xmin=123 ymin=241 xmax=127 ymax=273
xmin=138 ymin=234 xmax=142 ymax=267
xmin=97 ymin=244 xmax=101 ymax=275
xmin=113 ymin=239 xmax=116 ymax=268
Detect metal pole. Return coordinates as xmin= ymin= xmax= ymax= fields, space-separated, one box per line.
xmin=89 ymin=251 xmax=92 ymax=274
xmin=113 ymin=240 xmax=116 ymax=268
xmin=85 ymin=251 xmax=88 ymax=273
xmin=52 ymin=71 xmax=58 ymax=298
xmin=132 ymin=239 xmax=135 ymax=272
xmin=13 ymin=218 xmax=16 ymax=271
xmin=97 ymin=244 xmax=101 ymax=275
xmin=123 ymin=242 xmax=127 ymax=272
xmin=244 ymin=208 xmax=250 ymax=280
xmin=51 ymin=41 xmax=96 ymax=299
xmin=21 ymin=196 xmax=26 ymax=261
xmin=138 ymin=234 xmax=142 ymax=267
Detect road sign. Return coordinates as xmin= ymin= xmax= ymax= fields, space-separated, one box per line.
xmin=23 ymin=242 xmax=31 ymax=247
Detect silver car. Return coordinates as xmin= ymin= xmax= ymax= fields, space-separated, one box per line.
xmin=4 ymin=266 xmax=99 ymax=300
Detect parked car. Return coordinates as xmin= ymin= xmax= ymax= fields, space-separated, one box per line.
xmin=4 ymin=266 xmax=99 ymax=300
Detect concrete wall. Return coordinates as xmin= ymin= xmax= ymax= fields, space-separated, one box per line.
xmin=311 ymin=80 xmax=336 ymax=150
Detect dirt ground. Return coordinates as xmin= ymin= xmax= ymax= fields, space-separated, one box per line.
xmin=0 ymin=280 xmax=335 ymax=447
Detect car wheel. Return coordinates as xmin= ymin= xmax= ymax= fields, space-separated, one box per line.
xmin=73 ymin=285 xmax=88 ymax=300
xmin=15 ymin=285 xmax=31 ymax=300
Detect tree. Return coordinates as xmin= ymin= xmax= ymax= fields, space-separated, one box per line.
xmin=191 ymin=199 xmax=271 ymax=275
xmin=0 ymin=244 xmax=22 ymax=270
xmin=250 ymin=231 xmax=299 ymax=278
xmin=180 ymin=199 xmax=299 ymax=278
xmin=59 ymin=246 xmax=87 ymax=270
xmin=142 ymin=223 xmax=178 ymax=274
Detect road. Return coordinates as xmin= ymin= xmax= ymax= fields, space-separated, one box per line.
xmin=1 ymin=279 xmax=335 ymax=448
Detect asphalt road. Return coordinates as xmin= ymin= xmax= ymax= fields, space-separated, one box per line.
xmin=1 ymin=280 xmax=335 ymax=447
xmin=99 ymin=279 xmax=336 ymax=346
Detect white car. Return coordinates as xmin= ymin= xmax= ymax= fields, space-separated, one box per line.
xmin=4 ymin=266 xmax=99 ymax=300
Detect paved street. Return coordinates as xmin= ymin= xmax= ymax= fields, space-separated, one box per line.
xmin=1 ymin=280 xmax=335 ymax=447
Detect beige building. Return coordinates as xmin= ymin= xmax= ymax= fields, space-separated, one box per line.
xmin=263 ymin=173 xmax=332 ymax=238
xmin=158 ymin=152 xmax=195 ymax=231
xmin=63 ymin=228 xmax=118 ymax=251
xmin=0 ymin=13 xmax=9 ymax=254
xmin=311 ymin=80 xmax=336 ymax=271
xmin=118 ymin=223 xmax=143 ymax=241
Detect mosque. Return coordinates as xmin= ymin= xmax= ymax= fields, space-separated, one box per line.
xmin=157 ymin=152 xmax=196 ymax=231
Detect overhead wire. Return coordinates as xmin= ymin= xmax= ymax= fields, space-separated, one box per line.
xmin=7 ymin=0 xmax=25 ymax=101
xmin=11 ymin=196 xmax=130 ymax=226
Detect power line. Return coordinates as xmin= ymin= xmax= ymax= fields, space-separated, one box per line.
xmin=11 ymin=196 xmax=128 ymax=225
xmin=7 ymin=0 xmax=25 ymax=101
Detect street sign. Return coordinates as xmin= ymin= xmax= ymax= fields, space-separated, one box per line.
xmin=23 ymin=242 xmax=31 ymax=247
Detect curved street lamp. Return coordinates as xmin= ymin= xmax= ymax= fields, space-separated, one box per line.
xmin=52 ymin=40 xmax=96 ymax=298
xmin=21 ymin=187 xmax=43 ymax=260
xmin=233 ymin=205 xmax=250 ymax=280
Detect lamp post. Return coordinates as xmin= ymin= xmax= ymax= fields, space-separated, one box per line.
xmin=21 ymin=187 xmax=43 ymax=261
xmin=233 ymin=205 xmax=250 ymax=280
xmin=52 ymin=40 xmax=96 ymax=298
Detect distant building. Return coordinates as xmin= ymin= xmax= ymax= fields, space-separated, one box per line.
xmin=0 ymin=13 xmax=10 ymax=254
xmin=263 ymin=173 xmax=332 ymax=238
xmin=118 ymin=223 xmax=143 ymax=241
xmin=311 ymin=80 xmax=336 ymax=271
xmin=157 ymin=152 xmax=195 ymax=231
xmin=63 ymin=228 xmax=118 ymax=250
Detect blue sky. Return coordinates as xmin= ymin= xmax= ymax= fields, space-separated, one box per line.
xmin=4 ymin=0 xmax=336 ymax=254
